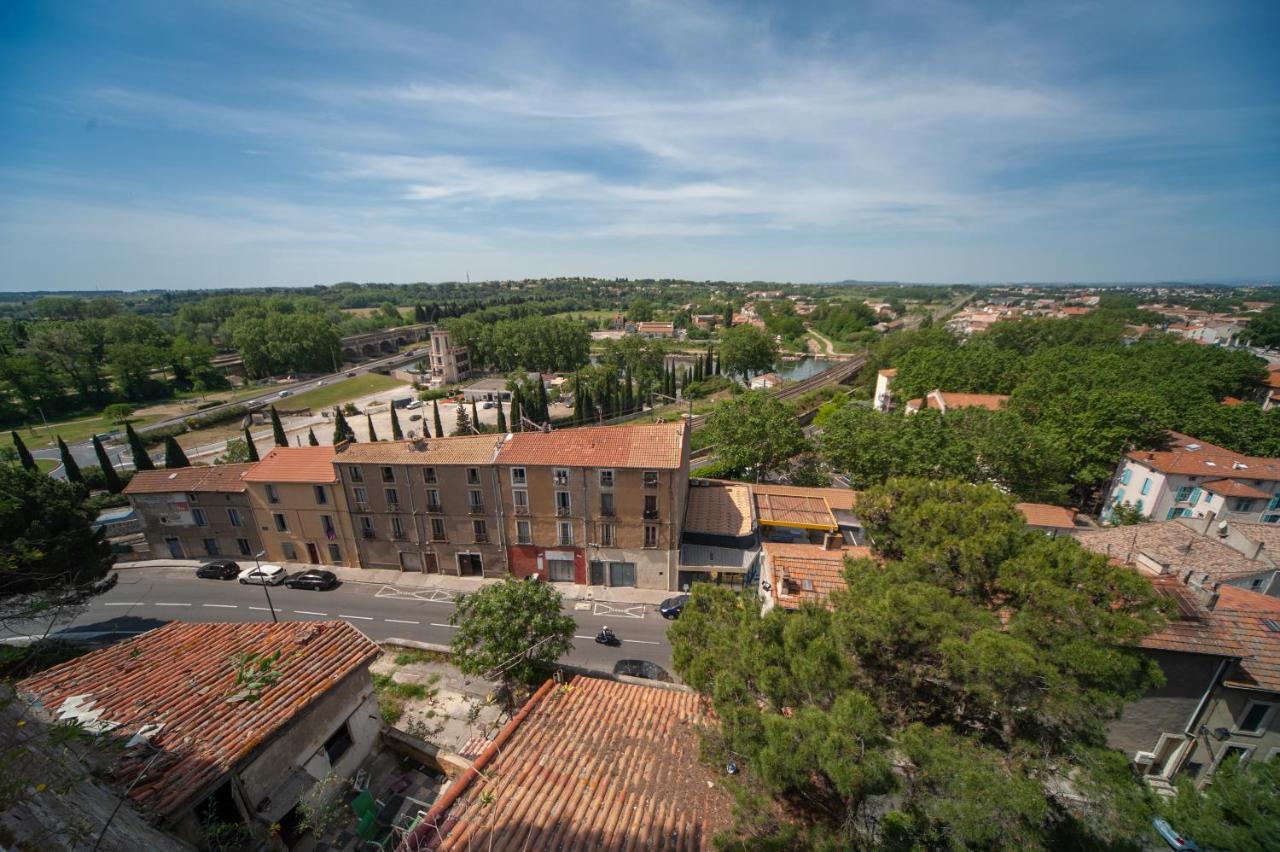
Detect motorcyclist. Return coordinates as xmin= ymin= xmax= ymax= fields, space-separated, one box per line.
xmin=596 ymin=625 xmax=616 ymax=644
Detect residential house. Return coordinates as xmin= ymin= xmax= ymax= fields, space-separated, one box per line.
xmin=400 ymin=676 xmax=732 ymax=850
xmin=428 ymin=328 xmax=471 ymax=385
xmin=332 ymin=435 xmax=508 ymax=576
xmin=494 ymin=421 xmax=690 ymax=590
xmin=749 ymin=371 xmax=781 ymax=390
xmin=123 ymin=464 xmax=261 ymax=560
xmin=242 ymin=446 xmax=361 ymax=567
xmin=691 ymin=313 xmax=720 ymax=330
xmin=18 ymin=621 xmax=381 ymax=847
xmin=873 ymin=368 xmax=896 ymax=412
xmin=903 ymin=390 xmax=1010 ymax=415
xmin=751 ymin=482 xmax=862 ymax=546
xmin=1261 ymin=365 xmax=1280 ymax=411
xmin=760 ymin=540 xmax=871 ymax=612
xmin=1102 ymin=431 xmax=1280 ymax=524
xmin=635 ymin=321 xmax=676 ymax=338
xmin=460 ymin=377 xmax=513 ymax=403
xmin=1016 ymin=502 xmax=1079 ymax=537
xmin=679 ymin=479 xmax=758 ymax=591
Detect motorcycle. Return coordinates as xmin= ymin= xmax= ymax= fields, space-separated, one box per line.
xmin=595 ymin=626 xmax=620 ymax=647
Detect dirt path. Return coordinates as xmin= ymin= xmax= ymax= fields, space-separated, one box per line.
xmin=807 ymin=328 xmax=838 ymax=355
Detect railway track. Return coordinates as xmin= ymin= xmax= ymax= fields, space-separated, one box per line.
xmin=687 ymin=352 xmax=867 ymax=431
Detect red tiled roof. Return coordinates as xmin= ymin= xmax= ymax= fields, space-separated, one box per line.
xmin=17 ymin=621 xmax=379 ymax=821
xmin=1077 ymin=521 xmax=1270 ymax=582
xmin=684 ymin=482 xmax=753 ymax=537
xmin=1141 ymin=576 xmax=1243 ymax=657
xmin=932 ymin=391 xmax=1009 ymax=411
xmin=124 ymin=463 xmax=254 ymax=494
xmin=495 ymin=422 xmax=687 ymax=469
xmin=1016 ymin=502 xmax=1077 ymax=529
xmin=1221 ymin=396 xmax=1244 ymax=407
xmin=403 ymin=676 xmax=732 ymax=851
xmin=764 ymin=542 xmax=871 ymax=610
xmin=1200 ymin=478 xmax=1271 ymax=499
xmin=242 ymin=445 xmax=340 ymax=483
xmin=878 ymin=368 xmax=897 ymax=378
xmin=1215 ymin=585 xmax=1280 ymax=692
xmin=335 ymin=435 xmax=502 ymax=465
xmin=1125 ymin=432 xmax=1280 ymax=481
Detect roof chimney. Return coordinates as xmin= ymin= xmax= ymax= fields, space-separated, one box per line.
xmin=823 ymin=532 xmax=842 ymax=551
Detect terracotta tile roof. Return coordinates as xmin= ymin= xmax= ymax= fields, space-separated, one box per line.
xmin=1077 ymin=522 xmax=1272 ymax=582
xmin=1221 ymin=396 xmax=1244 ymax=407
xmin=684 ymin=481 xmax=753 ymax=537
xmin=334 ymin=435 xmax=502 ymax=466
xmin=124 ymin=463 xmax=254 ymax=494
xmin=1016 ymin=502 xmax=1077 ymax=530
xmin=764 ymin=542 xmax=871 ymax=610
xmin=495 ymin=422 xmax=687 ymax=469
xmin=1200 ymin=478 xmax=1272 ymax=499
xmin=1125 ymin=432 xmax=1280 ymax=481
xmin=1230 ymin=522 xmax=1280 ymax=556
xmin=1265 ymin=367 xmax=1280 ymax=390
xmin=932 ymin=391 xmax=1010 ymax=411
xmin=1141 ymin=575 xmax=1243 ymax=657
xmin=242 ymin=446 xmax=340 ymax=483
xmin=878 ymin=368 xmax=897 ymax=378
xmin=1215 ymin=585 xmax=1280 ymax=692
xmin=750 ymin=483 xmax=855 ymax=529
xmin=404 ymin=676 xmax=732 ymax=851
xmin=635 ymin=321 xmax=675 ymax=333
xmin=17 ymin=621 xmax=379 ymax=821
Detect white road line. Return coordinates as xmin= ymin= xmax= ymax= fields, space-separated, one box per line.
xmin=104 ymin=602 xmax=144 ymax=607
xmin=429 ymin=622 xmax=458 ymax=629
xmin=202 ymin=604 xmax=238 ymax=609
xmin=154 ymin=602 xmax=191 ymax=607
xmin=622 ymin=639 xmax=661 ymax=645
xmin=574 ymin=634 xmax=594 ymax=640
xmin=294 ymin=610 xmax=328 ymax=616
xmin=384 ymin=619 xmax=419 ymax=625
xmin=248 ymin=606 xmax=273 ymax=612
xmin=339 ymin=614 xmax=373 ymax=621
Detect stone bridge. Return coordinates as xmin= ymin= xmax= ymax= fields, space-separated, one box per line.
xmin=212 ymin=323 xmax=434 ymax=376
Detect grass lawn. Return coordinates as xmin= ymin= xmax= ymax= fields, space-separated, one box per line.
xmin=4 ymin=412 xmax=163 ymax=450
xmin=281 ymin=372 xmax=407 ymax=412
xmin=35 ymin=458 xmax=60 ymax=473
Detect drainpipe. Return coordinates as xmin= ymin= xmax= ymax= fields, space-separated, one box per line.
xmin=403 ymin=464 xmax=421 ymax=570
xmin=1179 ymin=656 xmax=1234 ymax=777
xmin=492 ymin=466 xmax=509 ymax=574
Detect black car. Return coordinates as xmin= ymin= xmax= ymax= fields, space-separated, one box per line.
xmin=284 ymin=569 xmax=338 ymax=591
xmin=659 ymin=594 xmax=689 ymax=620
xmin=612 ymin=660 xmax=673 ymax=682
xmin=196 ymin=559 xmax=239 ymax=580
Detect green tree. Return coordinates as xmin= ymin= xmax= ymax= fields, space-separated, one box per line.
xmin=390 ymin=405 xmax=403 ymax=440
xmin=125 ymin=422 xmax=154 ymax=471
xmin=1108 ymin=501 xmax=1148 ymax=526
xmin=1163 ymin=754 xmax=1279 ymax=852
xmin=164 ymin=436 xmax=190 ymax=468
xmin=215 ymin=438 xmax=252 ymax=465
xmin=56 ymin=436 xmax=82 ymax=484
xmin=449 ymin=578 xmax=576 ymax=708
xmin=307 ymin=428 xmax=319 ymax=446
xmin=10 ymin=431 xmax=36 ymax=473
xmin=432 ymin=400 xmax=444 ymax=439
xmin=242 ymin=426 xmax=261 ymax=462
xmin=0 ymin=464 xmax=115 ymax=620
xmin=102 ymin=403 xmax=134 ymax=424
xmin=91 ymin=436 xmax=122 ymax=494
xmin=332 ymin=408 xmax=355 ymax=444
xmin=269 ymin=406 xmax=288 ymax=447
xmin=627 ymin=298 xmax=655 ymax=322
xmin=1242 ymin=305 xmax=1280 ymax=348
xmin=453 ymin=404 xmax=472 ymax=436
xmin=702 ymin=391 xmax=806 ymax=481
xmin=669 ymin=478 xmax=1165 ymax=849
xmin=495 ymin=399 xmax=507 ymax=432
xmin=366 ymin=413 xmax=379 ymax=442
xmin=470 ymin=400 xmax=481 ymax=432
xmin=719 ymin=324 xmax=778 ymax=379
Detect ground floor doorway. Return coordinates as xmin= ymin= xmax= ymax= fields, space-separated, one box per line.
xmin=457 ymin=553 xmax=483 ymax=576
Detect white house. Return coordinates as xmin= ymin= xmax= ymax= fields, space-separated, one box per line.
xmin=873 ymin=369 xmax=896 ymax=412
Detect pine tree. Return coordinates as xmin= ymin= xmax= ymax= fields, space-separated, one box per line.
xmin=307 ymin=428 xmax=319 ymax=446
xmin=433 ymin=400 xmax=444 ymax=439
xmin=91 ymin=435 xmax=123 ymax=493
xmin=243 ymin=426 xmax=261 ymax=462
xmin=366 ymin=413 xmax=379 ymax=442
xmin=126 ymin=422 xmax=154 ymax=471
xmin=163 ymin=436 xmax=190 ymax=469
xmin=454 ymin=403 xmax=472 ymax=436
xmin=10 ymin=431 xmax=37 ymax=472
xmin=57 ymin=436 xmax=83 ymax=483
xmin=333 ymin=408 xmax=354 ymax=444
xmin=270 ymin=406 xmax=287 ymax=447
xmin=496 ymin=399 xmax=508 ymax=432
xmin=471 ymin=400 xmax=481 ymax=433
xmin=390 ymin=405 xmax=403 ymax=440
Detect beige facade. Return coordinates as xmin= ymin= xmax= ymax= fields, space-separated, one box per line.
xmin=123 ymin=464 xmax=262 ymax=561
xmin=429 ymin=329 xmax=471 ymax=385
xmin=242 ymin=447 xmax=361 ymax=567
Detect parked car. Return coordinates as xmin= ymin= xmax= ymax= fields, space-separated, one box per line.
xmin=238 ymin=564 xmax=287 ymax=585
xmin=409 ymin=414 xmax=422 ymax=421
xmin=659 ymin=594 xmax=689 ymax=620
xmin=196 ymin=558 xmax=239 ymax=580
xmin=612 ymin=660 xmax=673 ymax=682
xmin=277 ymin=390 xmax=292 ymax=398
xmin=284 ymin=569 xmax=338 ymax=591
xmin=346 ymin=371 xmax=357 ymax=377
xmin=1152 ymin=818 xmax=1201 ymax=851
xmin=482 ymin=401 xmax=494 ymax=409
xmin=406 ymin=400 xmax=423 ymax=409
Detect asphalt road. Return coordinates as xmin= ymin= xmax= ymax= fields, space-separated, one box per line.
xmin=3 ymin=568 xmax=677 ymax=673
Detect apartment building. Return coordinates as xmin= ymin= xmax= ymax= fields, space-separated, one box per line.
xmin=332 ymin=435 xmax=508 ymax=576
xmin=1103 ymin=431 xmax=1280 ymax=524
xmin=493 ymin=422 xmax=690 ymax=590
xmin=124 ymin=464 xmax=261 ymax=560
xmin=428 ymin=328 xmax=471 ymax=385
xmin=241 ymin=446 xmax=360 ymax=567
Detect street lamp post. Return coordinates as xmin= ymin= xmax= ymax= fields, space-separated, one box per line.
xmin=253 ymin=550 xmax=279 ymax=623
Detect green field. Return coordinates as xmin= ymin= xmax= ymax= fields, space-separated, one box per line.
xmin=4 ymin=412 xmax=163 ymax=450
xmin=35 ymin=457 xmax=60 ymax=472
xmin=281 ymin=372 xmax=407 ymax=412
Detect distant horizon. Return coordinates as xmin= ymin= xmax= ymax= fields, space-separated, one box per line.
xmin=3 ymin=2 xmax=1277 ymax=290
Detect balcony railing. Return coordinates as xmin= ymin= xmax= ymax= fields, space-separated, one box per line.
xmin=387 ymin=503 xmax=401 ymax=512
xmin=355 ymin=502 xmax=370 ymax=512
xmin=391 ymin=530 xmax=407 ymax=540
xmin=643 ymin=509 xmax=659 ymax=520
xmin=475 ymin=534 xmax=489 ymax=544
xmin=555 ymin=505 xmax=571 ymax=517
xmin=600 ymin=507 xmax=615 ymax=517
xmin=361 ymin=530 xmax=376 ymax=540
xmin=426 ymin=503 xmax=443 ymax=513
xmin=468 ymin=504 xmax=485 ymax=514
xmin=513 ymin=505 xmax=529 ymax=515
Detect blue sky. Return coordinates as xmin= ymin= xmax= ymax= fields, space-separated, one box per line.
xmin=1 ymin=0 xmax=1277 ymax=290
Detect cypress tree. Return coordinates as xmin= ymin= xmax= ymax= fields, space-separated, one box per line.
xmin=92 ymin=435 xmax=123 ymax=493
xmin=126 ymin=422 xmax=154 ymax=471
xmin=333 ymin=408 xmax=354 ymax=444
xmin=307 ymin=428 xmax=319 ymax=446
xmin=163 ymin=436 xmax=190 ymax=469
xmin=57 ymin=436 xmax=83 ymax=483
xmin=510 ymin=386 xmax=523 ymax=432
xmin=269 ymin=406 xmax=287 ymax=447
xmin=471 ymin=400 xmax=481 ymax=433
xmin=624 ymin=369 xmax=634 ymax=413
xmin=366 ymin=413 xmax=379 ymax=442
xmin=722 ymin=303 xmax=733 ymax=328
xmin=11 ymin=431 xmax=37 ymax=472
xmin=390 ymin=405 xmax=403 ymax=440
xmin=243 ymin=426 xmax=261 ymax=462
xmin=537 ymin=380 xmax=550 ymax=423
xmin=496 ymin=399 xmax=508 ymax=432
xmin=432 ymin=400 xmax=444 ymax=439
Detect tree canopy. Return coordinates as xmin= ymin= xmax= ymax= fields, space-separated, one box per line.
xmin=702 ymin=391 xmax=807 ymax=481
xmin=669 ymin=478 xmax=1166 ymax=850
xmin=718 ymin=324 xmax=778 ymax=379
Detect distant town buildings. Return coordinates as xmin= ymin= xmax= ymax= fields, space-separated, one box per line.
xmin=428 ymin=328 xmax=471 ymax=385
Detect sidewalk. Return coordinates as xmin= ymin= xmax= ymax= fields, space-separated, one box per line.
xmin=114 ymin=559 xmax=675 ymax=607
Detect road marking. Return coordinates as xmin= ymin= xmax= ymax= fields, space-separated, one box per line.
xmin=622 ymin=639 xmax=661 ymax=645
xmin=339 ymin=614 xmax=373 ymax=621
xmin=375 ymin=586 xmax=456 ymax=604
xmin=248 ymin=606 xmax=273 ymax=612
xmin=593 ymin=602 xmax=646 ymax=619
xmin=202 ymin=604 xmax=238 ymax=609
xmin=154 ymin=602 xmax=191 ymax=607
xmin=104 ymin=602 xmax=144 ymax=607
xmin=574 ymin=634 xmax=595 ymax=640
xmin=384 ymin=618 xmax=419 ymax=625
xmin=294 ymin=610 xmax=328 ymax=616
xmin=429 ymin=622 xmax=457 ymax=629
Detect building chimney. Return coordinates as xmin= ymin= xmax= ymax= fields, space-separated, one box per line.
xmin=823 ymin=532 xmax=841 ymax=551
xmin=1185 ymin=574 xmax=1221 ymax=611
